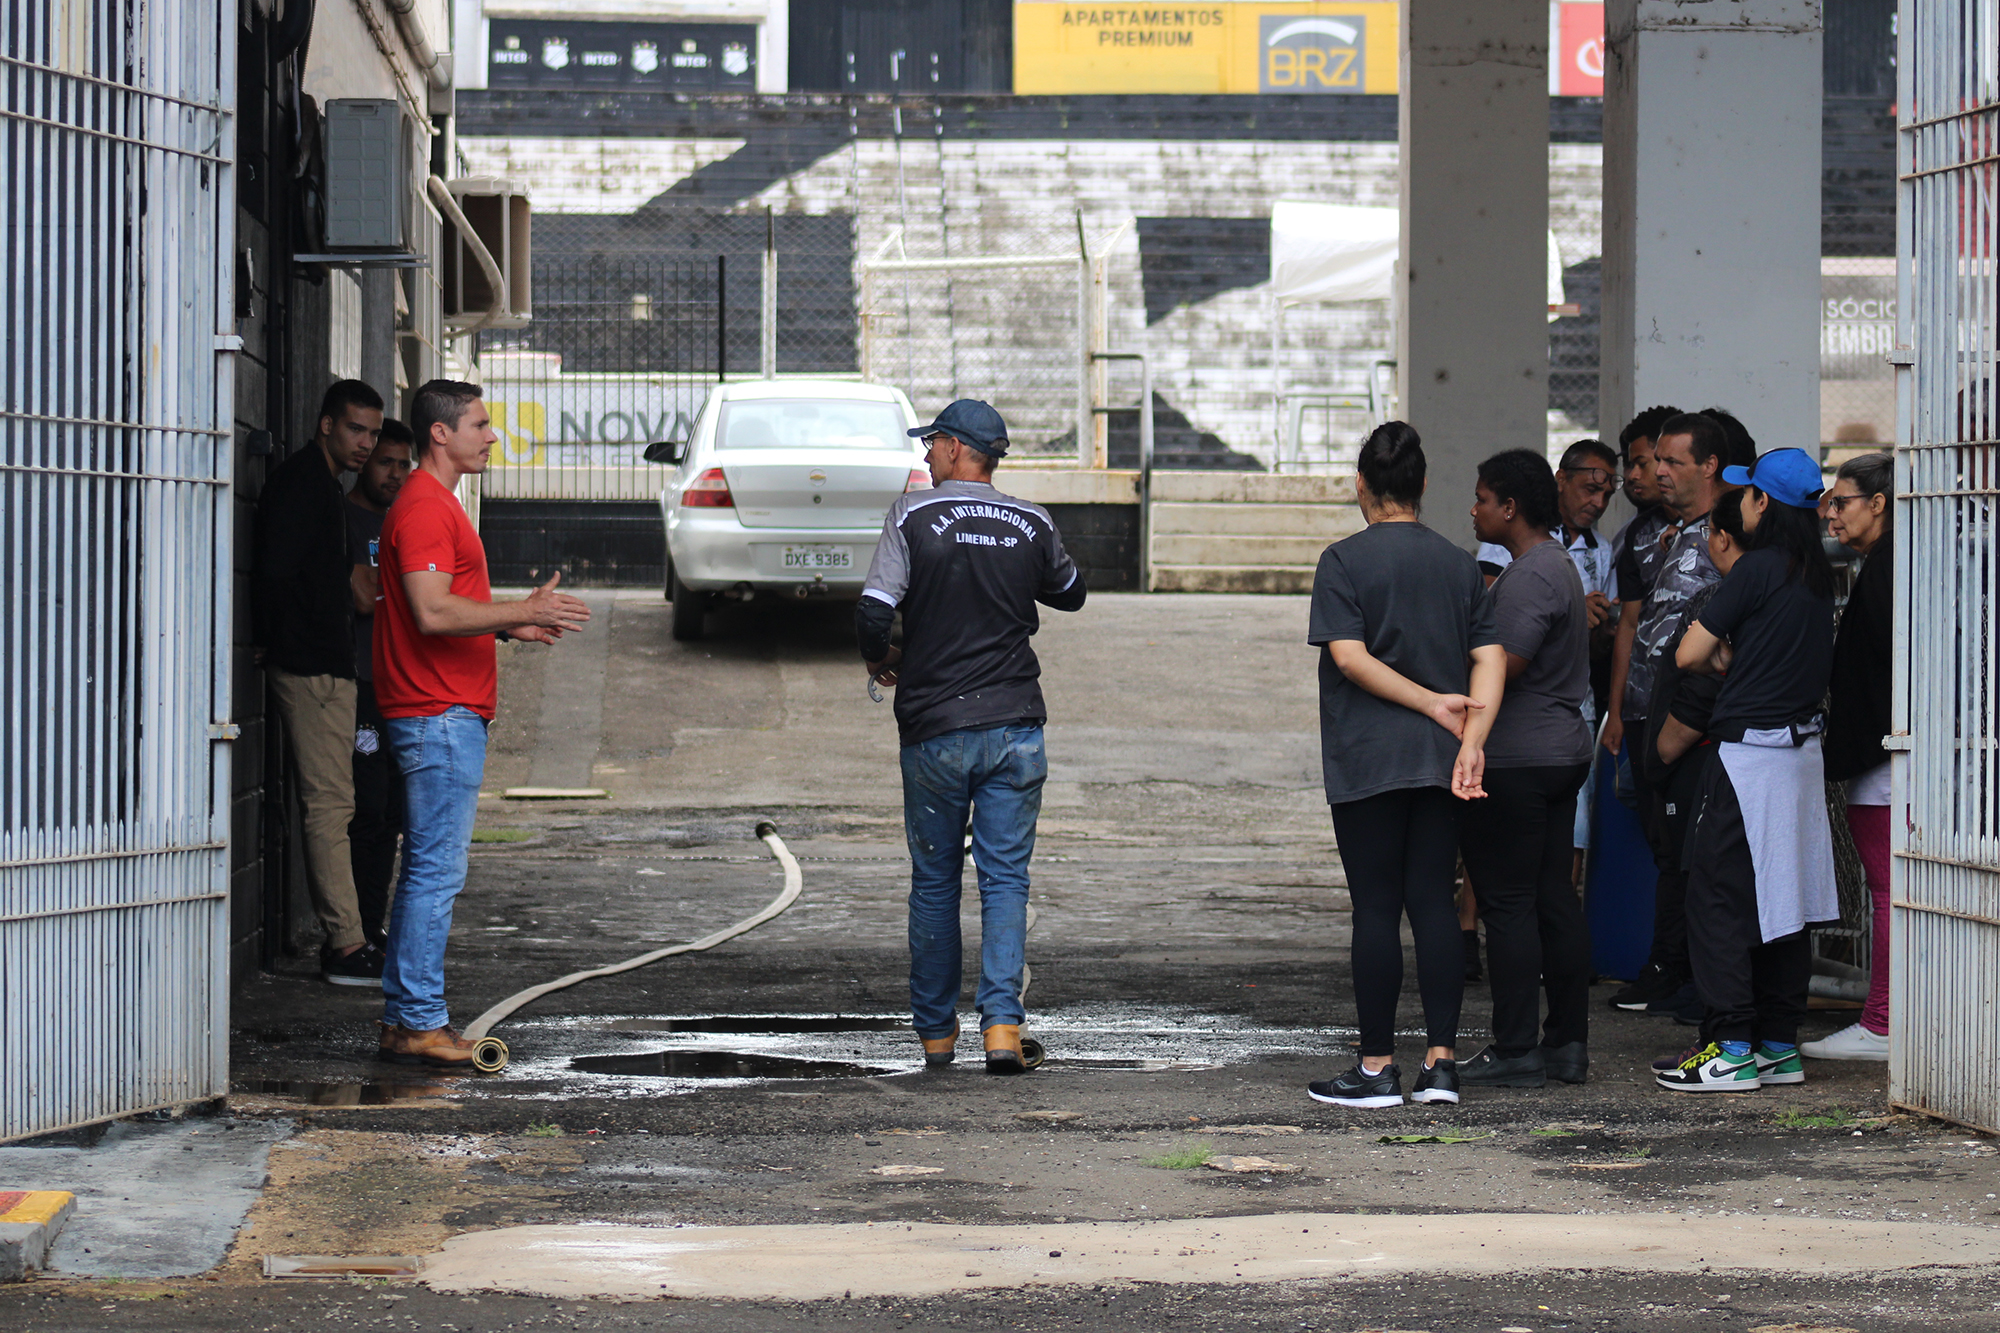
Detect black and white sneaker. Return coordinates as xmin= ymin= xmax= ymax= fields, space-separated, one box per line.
xmin=321 ymin=943 xmax=385 ymax=987
xmin=1410 ymin=1059 xmax=1460 ymax=1105
xmin=1609 ymin=963 xmax=1687 ymax=1011
xmin=1307 ymin=1063 xmax=1403 ymax=1108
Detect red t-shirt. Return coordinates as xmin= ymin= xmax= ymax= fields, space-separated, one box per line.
xmin=374 ymin=469 xmax=497 ymax=720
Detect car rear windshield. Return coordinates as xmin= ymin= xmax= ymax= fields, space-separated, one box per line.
xmin=716 ymin=399 xmax=909 ymax=450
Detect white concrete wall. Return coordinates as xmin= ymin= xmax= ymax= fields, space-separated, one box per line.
xmin=459 ymin=132 xmax=1606 ymax=463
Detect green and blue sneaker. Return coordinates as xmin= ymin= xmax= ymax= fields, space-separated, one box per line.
xmin=1655 ymin=1041 xmax=1762 ymax=1093
xmin=1755 ymin=1043 xmax=1806 ymax=1085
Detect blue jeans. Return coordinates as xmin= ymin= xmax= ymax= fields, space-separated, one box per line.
xmin=900 ymin=724 xmax=1047 ymax=1039
xmin=380 ymin=705 xmax=487 ymax=1031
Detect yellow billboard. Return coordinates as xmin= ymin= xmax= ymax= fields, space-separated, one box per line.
xmin=1013 ymin=2 xmax=1399 ymax=95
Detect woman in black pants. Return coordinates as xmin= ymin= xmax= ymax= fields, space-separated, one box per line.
xmin=1306 ymin=422 xmax=1506 ymax=1108
xmin=1457 ymin=450 xmax=1595 ymax=1088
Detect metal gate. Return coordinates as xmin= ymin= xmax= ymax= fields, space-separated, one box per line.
xmin=1 ymin=2 xmax=235 ymax=1139
xmin=1891 ymin=0 xmax=1999 ymax=1132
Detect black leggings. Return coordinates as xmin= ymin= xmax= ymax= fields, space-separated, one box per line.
xmin=1330 ymin=785 xmax=1464 ymax=1058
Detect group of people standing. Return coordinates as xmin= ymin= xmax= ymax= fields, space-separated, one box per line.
xmin=1305 ymin=412 xmax=1896 ymax=1107
xmin=255 ymin=379 xmax=589 ymax=1069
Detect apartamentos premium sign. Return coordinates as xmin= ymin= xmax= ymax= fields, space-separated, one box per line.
xmin=1012 ymin=1 xmax=1398 ymax=94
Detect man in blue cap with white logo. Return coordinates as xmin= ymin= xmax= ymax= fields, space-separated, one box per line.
xmin=857 ymin=399 xmax=1088 ymax=1074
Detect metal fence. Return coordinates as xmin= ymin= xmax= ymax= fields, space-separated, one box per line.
xmin=475 ymin=211 xmax=863 ymax=586
xmin=1892 ymin=0 xmax=1999 ymax=1133
xmin=1 ymin=2 xmax=234 ymax=1139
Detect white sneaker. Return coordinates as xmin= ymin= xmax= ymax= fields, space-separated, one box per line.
xmin=1799 ymin=1022 xmax=1889 ymax=1062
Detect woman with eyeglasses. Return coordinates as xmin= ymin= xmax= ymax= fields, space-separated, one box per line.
xmin=1804 ymin=449 xmax=1894 ymax=1063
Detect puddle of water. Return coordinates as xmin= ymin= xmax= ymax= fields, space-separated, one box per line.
xmin=242 ymin=1080 xmax=455 ymax=1105
xmin=605 ymin=1015 xmax=908 ymax=1035
xmin=570 ymin=1051 xmax=890 ymax=1080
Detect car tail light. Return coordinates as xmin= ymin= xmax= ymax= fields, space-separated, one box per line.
xmin=682 ymin=467 xmax=734 ymax=508
xmin=905 ymin=468 xmax=931 ymax=493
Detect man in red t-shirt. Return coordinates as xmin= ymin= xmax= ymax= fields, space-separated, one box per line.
xmin=374 ymin=380 xmax=591 ymax=1068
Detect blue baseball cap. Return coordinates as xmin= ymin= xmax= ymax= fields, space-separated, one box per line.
xmin=909 ymin=399 xmax=1009 ymax=458
xmin=1723 ymin=447 xmax=1826 ymax=509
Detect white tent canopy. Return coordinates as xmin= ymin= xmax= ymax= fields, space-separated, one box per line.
xmin=1269 ymin=200 xmax=1568 ymax=312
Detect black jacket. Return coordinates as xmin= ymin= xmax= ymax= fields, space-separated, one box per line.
xmin=1824 ymin=536 xmax=1892 ymax=782
xmin=253 ymin=444 xmax=356 ymax=679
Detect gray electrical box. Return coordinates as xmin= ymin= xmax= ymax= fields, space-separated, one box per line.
xmin=323 ymin=99 xmax=409 ymax=251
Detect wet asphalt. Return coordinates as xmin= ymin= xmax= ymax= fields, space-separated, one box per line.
xmin=5 ymin=592 xmax=1993 ymax=1330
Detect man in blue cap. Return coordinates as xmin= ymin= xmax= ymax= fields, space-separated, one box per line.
xmin=857 ymin=399 xmax=1088 ymax=1074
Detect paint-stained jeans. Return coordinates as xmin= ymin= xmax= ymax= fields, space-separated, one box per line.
xmin=380 ymin=706 xmax=487 ymax=1032
xmin=901 ymin=724 xmax=1047 ymax=1039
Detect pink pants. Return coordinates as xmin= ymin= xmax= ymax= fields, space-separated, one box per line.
xmin=1848 ymin=803 xmax=1892 ymax=1036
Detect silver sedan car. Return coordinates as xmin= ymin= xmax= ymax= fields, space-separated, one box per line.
xmin=647 ymin=379 xmax=927 ymax=640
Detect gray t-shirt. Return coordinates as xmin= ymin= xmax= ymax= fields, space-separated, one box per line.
xmin=1483 ymin=538 xmax=1593 ymax=769
xmin=1306 ymin=521 xmax=1500 ymax=805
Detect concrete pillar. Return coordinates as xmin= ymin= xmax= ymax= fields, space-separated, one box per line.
xmin=1397 ymin=0 xmax=1549 ymax=550
xmin=1599 ymin=0 xmax=1821 ymax=450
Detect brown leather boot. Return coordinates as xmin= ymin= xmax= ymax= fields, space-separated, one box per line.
xmin=921 ymin=1023 xmax=960 ymax=1068
xmin=379 ymin=1023 xmax=477 ymax=1069
xmin=983 ymin=1024 xmax=1026 ymax=1075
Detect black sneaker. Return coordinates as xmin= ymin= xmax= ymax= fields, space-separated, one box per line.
xmin=1307 ymin=1063 xmax=1403 ymax=1109
xmin=1410 ymin=1059 xmax=1460 ymax=1105
xmin=1670 ymin=988 xmax=1706 ymax=1026
xmin=321 ymin=944 xmax=385 ymax=987
xmin=1640 ymin=979 xmax=1699 ymax=1016
xmin=1462 ymin=929 xmax=1483 ymax=982
xmin=1540 ymin=1040 xmax=1589 ymax=1084
xmin=1609 ymin=963 xmax=1686 ymax=1011
xmin=1456 ymin=1045 xmax=1548 ymax=1088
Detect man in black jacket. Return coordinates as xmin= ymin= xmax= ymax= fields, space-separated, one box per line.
xmin=857 ymin=399 xmax=1087 ymax=1075
xmin=255 ymin=379 xmax=385 ymax=985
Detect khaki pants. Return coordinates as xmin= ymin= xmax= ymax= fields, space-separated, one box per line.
xmin=270 ymin=669 xmax=365 ymax=952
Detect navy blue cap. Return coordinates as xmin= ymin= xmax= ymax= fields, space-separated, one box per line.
xmin=909 ymin=399 xmax=1009 ymax=458
xmin=1722 ymin=447 xmax=1826 ymax=509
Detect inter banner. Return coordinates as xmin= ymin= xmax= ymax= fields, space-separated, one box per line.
xmin=1011 ymin=1 xmax=1400 ymax=95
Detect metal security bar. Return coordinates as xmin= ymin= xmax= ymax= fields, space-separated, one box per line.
xmin=1891 ymin=0 xmax=2000 ymax=1132
xmin=0 ymin=2 xmax=235 ymax=1139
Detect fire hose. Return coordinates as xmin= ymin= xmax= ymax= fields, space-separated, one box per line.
xmin=460 ymin=822 xmax=803 ymax=1073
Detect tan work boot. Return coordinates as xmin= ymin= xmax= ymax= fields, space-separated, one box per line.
xmin=379 ymin=1023 xmax=477 ymax=1069
xmin=984 ymin=1024 xmax=1027 ymax=1075
xmin=921 ymin=1023 xmax=961 ymax=1068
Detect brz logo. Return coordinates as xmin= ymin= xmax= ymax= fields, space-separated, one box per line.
xmin=1259 ymin=15 xmax=1364 ymax=92
xmin=541 ymin=37 xmax=569 ymax=70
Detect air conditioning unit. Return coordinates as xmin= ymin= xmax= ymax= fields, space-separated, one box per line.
xmin=323 ymin=99 xmax=410 ymax=251
xmin=442 ymin=176 xmax=532 ymax=330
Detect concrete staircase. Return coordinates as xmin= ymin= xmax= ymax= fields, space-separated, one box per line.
xmin=1148 ymin=472 xmax=1361 ymax=593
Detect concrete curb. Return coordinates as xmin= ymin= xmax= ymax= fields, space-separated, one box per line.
xmin=0 ymin=1191 xmax=76 ymax=1281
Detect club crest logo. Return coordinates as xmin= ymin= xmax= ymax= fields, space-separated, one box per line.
xmin=721 ymin=42 xmax=750 ymax=76
xmin=541 ymin=37 xmax=570 ymax=70
xmin=631 ymin=40 xmax=659 ymax=74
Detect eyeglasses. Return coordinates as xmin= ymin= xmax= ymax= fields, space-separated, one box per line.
xmin=921 ymin=432 xmax=951 ymax=448
xmin=1562 ymin=466 xmax=1617 ymax=497
xmin=1823 ymin=493 xmax=1872 ymax=512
